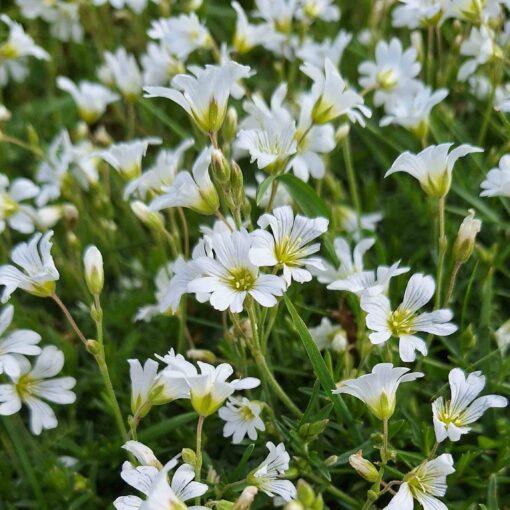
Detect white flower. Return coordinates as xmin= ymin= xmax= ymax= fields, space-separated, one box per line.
xmin=188 ymin=230 xmax=286 ymax=312
xmin=309 ymin=317 xmax=347 ymax=352
xmin=0 ymin=231 xmax=59 ymax=303
xmin=56 ymin=76 xmax=119 ymax=123
xmin=249 ymin=206 xmax=329 ymax=285
xmin=45 ymin=2 xmax=84 ymax=43
xmin=495 ymin=317 xmax=510 ymax=354
xmin=380 ymin=85 xmax=448 ymax=133
xmin=100 ymin=48 xmax=143 ymax=100
xmin=248 ymin=442 xmax=296 ymax=501
xmin=134 ymin=263 xmax=173 ymax=322
xmin=458 ymin=26 xmax=499 ymax=81
xmin=495 ymin=82 xmax=510 ymax=112
xmin=254 ymin=0 xmax=297 ymax=33
xmin=386 ymin=143 xmax=483 ymax=197
xmin=144 ymin=61 xmax=252 ymax=133
xmin=114 ymin=452 xmax=208 ymax=510
xmin=149 ymin=147 xmax=219 ymax=215
xmin=361 ymin=273 xmax=457 ymax=362
xmin=432 ymin=368 xmax=508 ymax=443
xmin=97 ymin=138 xmax=162 ymax=181
xmin=0 ymin=304 xmax=41 ymax=377
xmin=122 ymin=441 xmax=161 ymax=469
xmin=0 ymin=175 xmax=39 ymax=234
xmin=447 ymin=0 xmax=502 ymax=23
xmin=232 ymin=1 xmax=273 ymax=54
xmin=333 ymin=363 xmax=423 ymax=420
xmin=141 ymin=42 xmax=184 ymax=87
xmin=301 ymin=59 xmax=371 ymax=125
xmin=296 ymin=31 xmax=352 ymax=68
xmin=383 ymin=454 xmax=455 ymax=510
xmin=124 ymin=139 xmax=194 ymax=200
xmin=159 ymin=355 xmax=260 ymax=416
xmin=480 ymin=154 xmax=510 ymax=197
xmin=0 ymin=103 xmax=10 ymax=121
xmin=0 ymin=346 xmax=76 ymax=435
xmin=336 ymin=206 xmax=382 ymax=239
xmin=148 ymin=13 xmax=211 ymax=60
xmin=359 ymin=38 xmax=421 ymax=107
xmin=219 ymin=396 xmax=265 ymax=443
xmin=236 ymin=121 xmax=297 ymax=173
xmin=296 ymin=0 xmax=340 ymax=22
xmin=392 ymin=0 xmax=446 ymax=29
xmin=0 ymin=15 xmax=49 ymax=60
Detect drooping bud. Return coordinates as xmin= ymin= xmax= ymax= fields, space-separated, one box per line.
xmin=349 ymin=451 xmax=379 ymax=482
xmin=453 ymin=209 xmax=481 ymax=264
xmin=131 ymin=201 xmax=165 ymax=231
xmin=83 ymin=245 xmax=104 ymax=295
xmin=233 ymin=486 xmax=258 ymax=510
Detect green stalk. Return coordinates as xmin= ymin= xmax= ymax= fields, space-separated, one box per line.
xmin=342 ymin=136 xmax=362 ymax=237
xmin=435 ymin=196 xmax=447 ymax=309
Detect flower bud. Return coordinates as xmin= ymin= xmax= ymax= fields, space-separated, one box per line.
xmin=0 ymin=104 xmax=11 ymax=123
xmin=453 ymin=209 xmax=481 ymax=263
xmin=230 ymin=160 xmax=245 ymax=203
xmin=233 ymin=486 xmax=258 ymax=510
xmin=131 ymin=201 xmax=165 ymax=231
xmin=83 ymin=245 xmax=104 ymax=295
xmin=296 ymin=480 xmax=315 ymax=506
xmin=223 ymin=107 xmax=238 ymax=143
xmin=186 ymin=349 xmax=217 ymax=364
xmin=324 ymin=455 xmax=338 ymax=467
xmin=335 ymin=123 xmax=350 ymax=143
xmin=495 ymin=318 xmax=510 ymax=354
xmin=349 ymin=451 xmax=379 ymax=482
xmin=212 ymin=148 xmax=231 ymax=183
xmin=181 ymin=448 xmax=196 ymax=466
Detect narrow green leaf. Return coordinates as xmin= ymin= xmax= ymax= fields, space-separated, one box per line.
xmin=487 ymin=474 xmax=498 ymax=510
xmin=283 ymin=295 xmax=361 ymax=441
xmin=138 ymin=412 xmax=196 ymax=441
xmin=231 ymin=443 xmax=255 ymax=481
xmin=138 ymin=99 xmax=189 ymax=139
xmin=256 ymin=175 xmax=276 ymax=206
xmin=279 ymin=173 xmax=331 ymax=219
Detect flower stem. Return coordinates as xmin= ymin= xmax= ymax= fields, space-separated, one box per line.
xmin=51 ymin=293 xmax=88 ymax=346
xmin=382 ymin=418 xmax=389 ymax=464
xmin=247 ymin=303 xmax=302 ymax=417
xmin=435 ymin=196 xmax=447 ymax=309
xmin=266 ymin=180 xmax=279 ymax=212
xmin=444 ymin=260 xmax=461 ymax=306
xmin=177 ymin=207 xmax=190 ymax=257
xmin=342 ymin=136 xmax=362 ymax=237
xmin=0 ymin=133 xmax=44 ymax=158
xmin=195 ymin=415 xmax=205 ymax=483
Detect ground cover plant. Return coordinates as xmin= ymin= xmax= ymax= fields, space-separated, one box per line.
xmin=0 ymin=0 xmax=510 ymax=508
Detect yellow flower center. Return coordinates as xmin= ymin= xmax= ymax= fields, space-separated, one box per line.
xmin=226 ymin=267 xmax=256 ymax=291
xmin=387 ymin=308 xmax=415 ymax=336
xmin=240 ymin=405 xmax=256 ymax=420
xmin=274 ymin=235 xmax=303 ymax=266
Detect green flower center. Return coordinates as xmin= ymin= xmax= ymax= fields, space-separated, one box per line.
xmin=226 ymin=267 xmax=256 ymax=291
xmin=240 ymin=405 xmax=256 ymax=420
xmin=274 ymin=235 xmax=303 ymax=266
xmin=387 ymin=308 xmax=415 ymax=336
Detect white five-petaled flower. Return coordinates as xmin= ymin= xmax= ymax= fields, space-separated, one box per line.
xmin=392 ymin=0 xmax=446 ymax=29
xmin=159 ymin=353 xmax=260 ymax=417
xmin=333 ymin=363 xmax=424 ymax=420
xmin=219 ymin=396 xmax=265 ymax=444
xmin=386 ymin=143 xmax=483 ymax=197
xmin=97 ymin=138 xmax=162 ymax=181
xmin=232 ymin=1 xmax=273 ymax=54
xmin=0 ymin=304 xmax=41 ymax=377
xmin=141 ymin=42 xmax=184 ymax=87
xmin=56 ymin=76 xmax=119 ymax=123
xmin=188 ymin=230 xmax=286 ymax=313
xmin=149 ymin=147 xmax=219 ymax=215
xmin=458 ymin=25 xmax=499 ymax=82
xmin=99 ymin=48 xmax=143 ymax=100
xmin=358 ymin=38 xmax=421 ymax=107
xmin=301 ymin=58 xmax=371 ymax=125
xmin=296 ymin=0 xmax=340 ymax=22
xmin=361 ymin=273 xmax=457 ymax=362
xmin=296 ymin=31 xmax=352 ymax=68
xmin=0 ymin=345 xmax=76 ymax=435
xmin=0 ymin=174 xmax=39 ymax=234
xmin=249 ymin=206 xmax=328 ymax=286
xmin=248 ymin=441 xmax=296 ymax=501
xmin=114 ymin=448 xmax=208 ymax=510
xmin=144 ymin=61 xmax=252 ymax=134
xmin=0 ymin=15 xmax=49 ymax=61
xmin=308 ymin=317 xmax=347 ymax=353
xmin=0 ymin=231 xmax=59 ymax=303
xmin=148 ymin=13 xmax=212 ymax=60
xmin=432 ymin=368 xmax=508 ymax=443
xmin=383 ymin=454 xmax=455 ymax=510
xmin=480 ymin=154 xmax=510 ymax=198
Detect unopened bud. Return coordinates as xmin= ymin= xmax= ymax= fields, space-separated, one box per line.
xmin=131 ymin=201 xmax=165 ymax=231
xmin=181 ymin=448 xmax=196 ymax=466
xmin=453 ymin=209 xmax=481 ymax=263
xmin=296 ymin=480 xmax=315 ymax=506
xmin=224 ymin=107 xmax=238 ymax=143
xmin=0 ymin=104 xmax=11 ymax=123
xmin=335 ymin=123 xmax=350 ymax=142
xmin=212 ymin=149 xmax=231 ymax=182
xmin=94 ymin=125 xmax=113 ymax=146
xmin=299 ymin=419 xmax=329 ymax=441
xmin=349 ymin=451 xmax=379 ymax=482
xmin=186 ymin=349 xmax=217 ymax=363
xmin=230 ymin=160 xmax=245 ymax=203
xmin=324 ymin=455 xmax=338 ymax=467
xmin=85 ymin=339 xmax=101 ymax=355
xmin=62 ymin=203 xmax=79 ymax=226
xmin=233 ymin=486 xmax=258 ymax=510
xmin=83 ymin=245 xmax=104 ymax=295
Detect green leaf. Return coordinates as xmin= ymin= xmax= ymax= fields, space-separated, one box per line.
xmin=487 ymin=474 xmax=498 ymax=510
xmin=256 ymin=175 xmax=276 ymax=206
xmin=279 ymin=174 xmax=331 ymax=219
xmin=283 ymin=295 xmax=361 ymax=441
xmin=231 ymin=443 xmax=255 ymax=482
xmin=138 ymin=412 xmax=196 ymax=441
